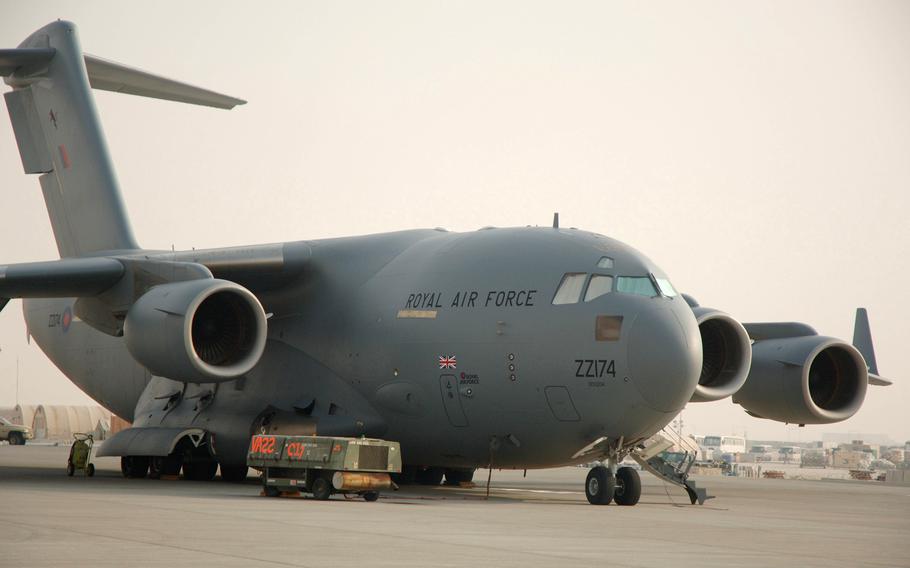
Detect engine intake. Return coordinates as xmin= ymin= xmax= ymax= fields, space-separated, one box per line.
xmin=124 ymin=279 xmax=267 ymax=382
xmin=689 ymin=308 xmax=752 ymax=402
xmin=733 ymin=336 xmax=868 ymax=424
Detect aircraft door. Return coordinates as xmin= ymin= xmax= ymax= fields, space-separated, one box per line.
xmin=439 ymin=374 xmax=469 ymax=427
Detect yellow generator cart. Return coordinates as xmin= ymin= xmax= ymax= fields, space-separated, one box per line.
xmin=66 ymin=433 xmax=95 ymax=477
xmin=246 ymin=435 xmax=401 ymax=501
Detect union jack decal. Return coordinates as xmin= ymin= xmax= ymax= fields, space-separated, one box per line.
xmin=438 ymin=355 xmax=457 ymax=369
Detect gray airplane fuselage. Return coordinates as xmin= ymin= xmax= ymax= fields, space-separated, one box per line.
xmin=25 ymin=226 xmax=702 ymax=469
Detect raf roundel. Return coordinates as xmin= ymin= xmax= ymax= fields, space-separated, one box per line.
xmin=61 ymin=306 xmax=72 ymax=332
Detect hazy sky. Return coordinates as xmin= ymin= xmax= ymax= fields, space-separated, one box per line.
xmin=1 ymin=1 xmax=908 ymax=443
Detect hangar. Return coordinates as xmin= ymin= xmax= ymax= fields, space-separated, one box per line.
xmin=0 ymin=405 xmax=112 ymax=440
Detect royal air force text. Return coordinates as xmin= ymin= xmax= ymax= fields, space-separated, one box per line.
xmin=405 ymin=289 xmax=538 ymax=310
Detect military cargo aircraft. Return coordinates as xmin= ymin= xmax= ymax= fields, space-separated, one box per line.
xmin=0 ymin=21 xmax=891 ymax=505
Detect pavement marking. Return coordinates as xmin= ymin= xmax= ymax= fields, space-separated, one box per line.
xmin=495 ymin=487 xmax=580 ymax=495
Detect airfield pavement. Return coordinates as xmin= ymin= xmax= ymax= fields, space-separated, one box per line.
xmin=0 ymin=444 xmax=907 ymax=568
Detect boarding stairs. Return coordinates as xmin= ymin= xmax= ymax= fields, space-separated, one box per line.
xmin=630 ymin=426 xmax=712 ymax=505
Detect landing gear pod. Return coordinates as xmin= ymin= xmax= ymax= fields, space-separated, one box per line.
xmin=124 ymin=279 xmax=267 ymax=383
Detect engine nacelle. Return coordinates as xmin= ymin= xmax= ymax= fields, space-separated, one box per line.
xmin=124 ymin=279 xmax=267 ymax=383
xmin=689 ymin=307 xmax=752 ymax=402
xmin=732 ymin=336 xmax=868 ymax=424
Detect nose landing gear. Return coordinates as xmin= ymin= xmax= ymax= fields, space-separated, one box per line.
xmin=585 ymin=465 xmax=642 ymax=505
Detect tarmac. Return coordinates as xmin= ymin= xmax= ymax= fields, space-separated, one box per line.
xmin=0 ymin=444 xmax=907 ymax=568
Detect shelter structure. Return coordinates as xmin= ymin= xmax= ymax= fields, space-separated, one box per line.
xmin=0 ymin=404 xmax=111 ymax=440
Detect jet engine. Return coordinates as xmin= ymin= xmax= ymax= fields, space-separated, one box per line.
xmin=732 ymin=336 xmax=868 ymax=424
xmin=124 ymin=279 xmax=267 ymax=383
xmin=689 ymin=308 xmax=752 ymax=402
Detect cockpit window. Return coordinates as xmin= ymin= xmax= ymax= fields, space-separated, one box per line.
xmin=596 ymin=256 xmax=614 ymax=269
xmin=616 ymin=276 xmax=658 ymax=297
xmin=552 ymin=273 xmax=586 ymax=305
xmin=584 ymin=275 xmax=614 ymax=302
xmin=655 ymin=277 xmax=677 ymax=297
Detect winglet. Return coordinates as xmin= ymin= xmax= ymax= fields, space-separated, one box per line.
xmin=853 ymin=308 xmax=878 ymax=374
xmin=853 ymin=308 xmax=891 ymax=386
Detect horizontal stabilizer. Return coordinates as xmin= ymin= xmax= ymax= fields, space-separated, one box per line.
xmin=743 ymin=322 xmax=817 ymax=341
xmin=84 ymin=54 xmax=246 ymax=109
xmin=0 ymin=257 xmax=124 ymax=298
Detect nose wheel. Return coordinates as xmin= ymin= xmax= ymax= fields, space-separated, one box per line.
xmin=585 ymin=466 xmax=615 ymax=505
xmin=585 ymin=465 xmax=641 ymax=506
xmin=613 ymin=466 xmax=641 ymax=506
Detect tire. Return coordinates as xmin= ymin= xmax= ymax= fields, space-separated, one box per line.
xmin=183 ymin=460 xmax=218 ymax=481
xmin=86 ymin=463 xmax=95 ymax=477
xmin=444 ymin=468 xmax=475 ymax=486
xmin=614 ymin=467 xmax=641 ymax=506
xmin=415 ymin=467 xmax=444 ymax=486
xmin=585 ymin=466 xmax=615 ymax=505
xmin=363 ymin=491 xmax=379 ymax=502
xmin=264 ymin=485 xmax=280 ymax=497
xmin=220 ymin=464 xmax=249 ymax=482
xmin=311 ymin=477 xmax=332 ymax=500
xmin=147 ymin=457 xmax=162 ymax=479
xmin=66 ymin=463 xmax=75 ymax=476
xmin=8 ymin=432 xmax=24 ymax=446
xmin=121 ymin=456 xmax=149 ymax=479
xmin=391 ymin=466 xmax=417 ymax=485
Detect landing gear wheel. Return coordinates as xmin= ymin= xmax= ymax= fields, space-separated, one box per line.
xmin=362 ymin=491 xmax=379 ymax=502
xmin=311 ymin=477 xmax=332 ymax=500
xmin=220 ymin=464 xmax=249 ymax=482
xmin=148 ymin=458 xmax=161 ymax=480
xmin=613 ymin=467 xmax=641 ymax=506
xmin=183 ymin=460 xmax=218 ymax=481
xmin=415 ymin=467 xmax=444 ymax=486
xmin=585 ymin=466 xmax=615 ymax=505
xmin=121 ymin=456 xmax=149 ymax=478
xmin=391 ymin=466 xmax=417 ymax=485
xmin=86 ymin=464 xmax=95 ymax=477
xmin=66 ymin=463 xmax=75 ymax=476
xmin=444 ymin=468 xmax=475 ymax=486
xmin=150 ymin=455 xmax=183 ymax=479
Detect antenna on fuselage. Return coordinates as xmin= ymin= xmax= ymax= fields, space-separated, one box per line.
xmin=552 ymin=212 xmax=559 ymax=229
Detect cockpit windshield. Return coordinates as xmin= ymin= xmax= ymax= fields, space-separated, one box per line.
xmin=655 ymin=277 xmax=677 ymax=297
xmin=615 ymin=276 xmax=657 ymax=297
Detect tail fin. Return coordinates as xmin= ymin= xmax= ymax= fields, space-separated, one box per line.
xmin=2 ymin=21 xmax=244 ymax=258
xmin=853 ymin=308 xmax=891 ymax=386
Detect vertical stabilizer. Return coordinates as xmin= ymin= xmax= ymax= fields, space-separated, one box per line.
xmin=3 ymin=21 xmax=138 ymax=257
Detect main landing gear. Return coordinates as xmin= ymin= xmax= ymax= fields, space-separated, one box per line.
xmin=585 ymin=465 xmax=641 ymax=506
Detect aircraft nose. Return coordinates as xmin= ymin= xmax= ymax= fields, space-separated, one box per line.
xmin=627 ymin=304 xmax=702 ymax=413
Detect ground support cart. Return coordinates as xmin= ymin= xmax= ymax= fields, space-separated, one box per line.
xmin=246 ymin=434 xmax=401 ymax=501
xmin=66 ymin=433 xmax=95 ymax=477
